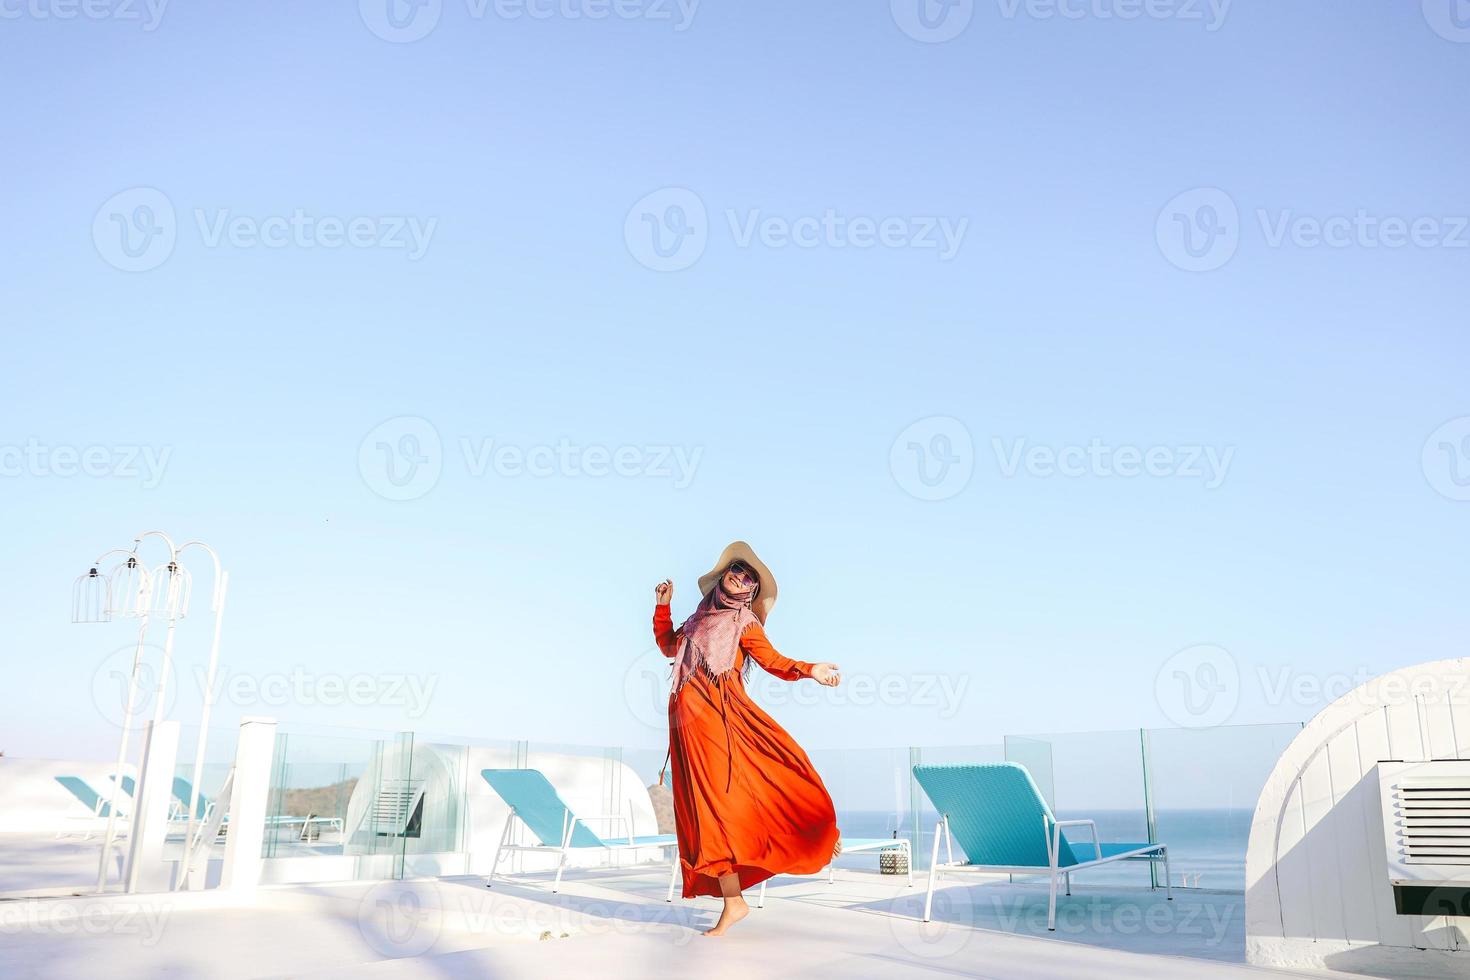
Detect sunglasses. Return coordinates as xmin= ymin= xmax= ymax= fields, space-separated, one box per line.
xmin=725 ymin=563 xmax=759 ymax=589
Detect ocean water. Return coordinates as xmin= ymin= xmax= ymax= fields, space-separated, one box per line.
xmin=834 ymin=808 xmax=1251 ymax=891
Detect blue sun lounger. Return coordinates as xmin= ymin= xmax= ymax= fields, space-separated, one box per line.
xmin=480 ymin=769 xmax=680 ymax=898
xmin=913 ymin=763 xmax=1170 ymax=930
xmin=56 ymin=776 xmax=125 ymax=819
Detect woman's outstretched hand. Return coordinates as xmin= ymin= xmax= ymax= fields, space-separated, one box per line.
xmin=654 ymin=579 xmax=673 ymax=606
xmin=810 ymin=663 xmax=841 ymax=687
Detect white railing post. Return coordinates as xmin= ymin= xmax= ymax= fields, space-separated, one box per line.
xmin=220 ymin=717 xmax=278 ymax=891
xmin=123 ymin=719 xmax=180 ymax=893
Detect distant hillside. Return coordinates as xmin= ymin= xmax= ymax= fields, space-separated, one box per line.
xmin=276 ymin=778 xmax=356 ymax=818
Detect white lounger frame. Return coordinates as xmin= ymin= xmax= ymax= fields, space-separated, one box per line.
xmin=922 ymin=815 xmax=1171 ymax=930
xmin=485 ymin=806 xmax=681 ymax=901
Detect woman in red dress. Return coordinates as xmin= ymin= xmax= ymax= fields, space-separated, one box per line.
xmin=653 ymin=541 xmax=842 ymax=936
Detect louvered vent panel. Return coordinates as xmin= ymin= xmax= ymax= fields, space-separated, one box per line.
xmin=370 ymin=779 xmax=424 ymax=836
xmin=1395 ymin=781 xmax=1470 ymax=865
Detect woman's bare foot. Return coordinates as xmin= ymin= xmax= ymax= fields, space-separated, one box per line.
xmin=702 ymin=896 xmax=749 ymax=936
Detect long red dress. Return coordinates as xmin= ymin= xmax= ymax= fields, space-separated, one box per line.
xmin=654 ymin=603 xmax=840 ymax=898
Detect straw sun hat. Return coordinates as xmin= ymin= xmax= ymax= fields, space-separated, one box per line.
xmin=697 ymin=541 xmax=778 ymax=624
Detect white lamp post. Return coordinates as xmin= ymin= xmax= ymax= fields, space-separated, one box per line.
xmin=74 ymin=531 xmax=226 ymax=894
xmin=174 ymin=541 xmax=228 ymax=890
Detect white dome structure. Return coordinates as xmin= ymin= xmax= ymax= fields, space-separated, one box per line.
xmin=1246 ymin=657 xmax=1469 ymax=977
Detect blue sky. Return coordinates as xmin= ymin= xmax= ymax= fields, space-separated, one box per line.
xmin=3 ymin=2 xmax=1468 ymax=804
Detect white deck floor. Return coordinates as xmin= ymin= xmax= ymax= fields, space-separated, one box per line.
xmin=0 ymin=862 xmax=1375 ymax=980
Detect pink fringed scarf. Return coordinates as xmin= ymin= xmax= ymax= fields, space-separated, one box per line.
xmin=671 ymin=579 xmax=759 ymax=694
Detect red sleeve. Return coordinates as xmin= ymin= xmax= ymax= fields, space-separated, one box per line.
xmin=739 ymin=621 xmax=812 ymax=681
xmin=653 ymin=604 xmax=679 ymax=658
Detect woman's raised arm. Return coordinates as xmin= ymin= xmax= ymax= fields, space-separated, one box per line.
xmin=653 ymin=606 xmax=680 ymax=658
xmin=739 ymin=621 xmax=811 ymax=681
xmin=741 ymin=622 xmax=841 ymax=686
xmin=652 ymin=579 xmax=679 ymax=657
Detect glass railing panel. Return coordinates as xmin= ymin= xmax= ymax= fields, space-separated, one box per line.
xmin=1142 ymin=722 xmax=1302 ymax=891
xmin=262 ymin=730 xmax=382 ymax=863
xmin=1003 ymin=735 xmax=1055 ymax=809
xmin=807 ymin=746 xmax=917 ymax=878
xmin=1030 ymin=729 xmax=1152 ymax=886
